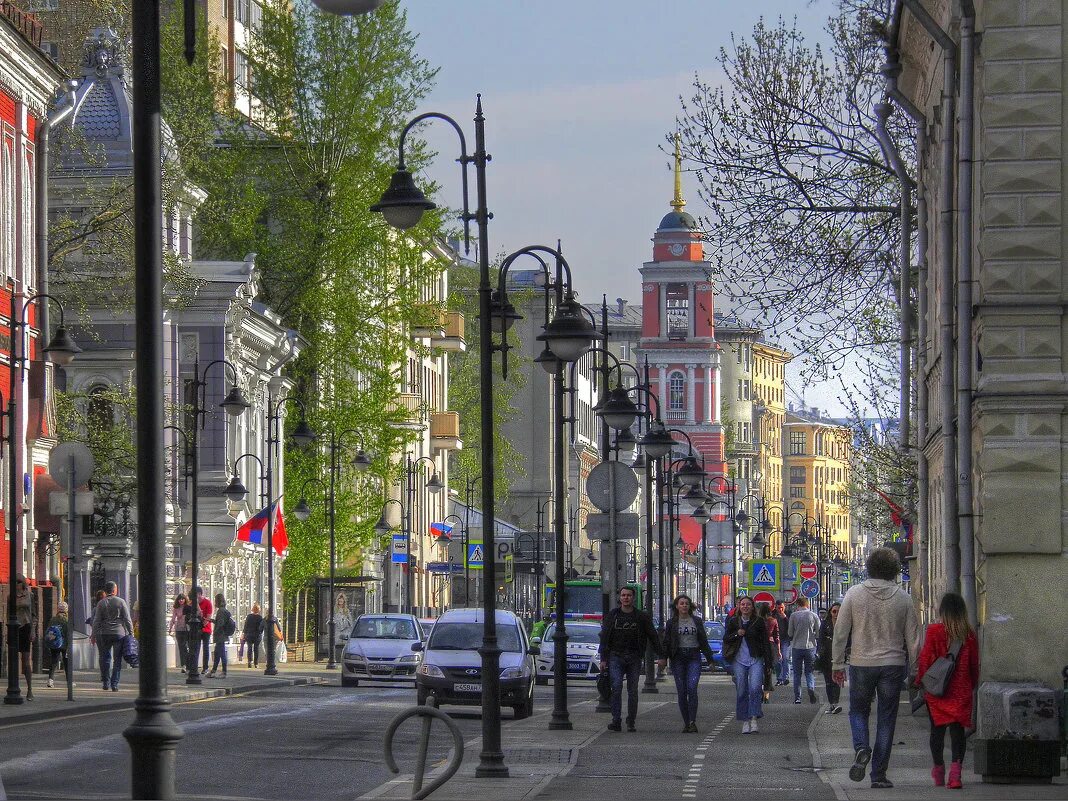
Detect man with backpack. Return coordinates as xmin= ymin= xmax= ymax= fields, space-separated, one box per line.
xmin=45 ymin=601 xmax=73 ymax=689
xmin=208 ymin=593 xmax=236 ymax=678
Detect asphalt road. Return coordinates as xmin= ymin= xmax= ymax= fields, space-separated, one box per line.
xmin=0 ymin=674 xmax=832 ymax=800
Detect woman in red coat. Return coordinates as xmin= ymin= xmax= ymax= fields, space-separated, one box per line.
xmin=916 ymin=593 xmax=979 ymax=789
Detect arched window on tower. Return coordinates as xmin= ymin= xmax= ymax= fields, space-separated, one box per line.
xmin=665 ymin=283 xmax=689 ymax=339
xmin=668 ymin=371 xmax=685 ymax=411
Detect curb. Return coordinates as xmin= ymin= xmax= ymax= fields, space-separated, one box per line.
xmin=0 ymin=675 xmax=327 ymax=726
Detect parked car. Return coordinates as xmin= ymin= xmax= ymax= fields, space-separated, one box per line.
xmin=414 ymin=608 xmax=538 ymax=719
xmin=418 ymin=618 xmax=436 ymax=639
xmin=701 ymin=620 xmax=727 ymax=672
xmin=533 ymin=622 xmax=601 ymax=684
xmin=341 ymin=614 xmax=424 ymax=687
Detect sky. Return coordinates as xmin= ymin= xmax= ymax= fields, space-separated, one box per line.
xmin=401 ymin=0 xmax=848 ymax=414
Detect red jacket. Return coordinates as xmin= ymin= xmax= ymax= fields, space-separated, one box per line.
xmin=916 ymin=623 xmax=979 ymax=727
xmin=199 ymin=597 xmax=213 ymax=634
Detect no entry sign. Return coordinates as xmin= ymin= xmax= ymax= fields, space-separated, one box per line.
xmin=753 ymin=591 xmax=776 ymax=605
xmin=799 ymin=562 xmax=818 ymax=581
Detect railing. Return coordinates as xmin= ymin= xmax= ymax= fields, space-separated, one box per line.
xmin=387 ymin=392 xmax=424 ymax=424
xmin=665 ymin=409 xmax=688 ymax=423
xmin=1 ymin=2 xmax=42 ymax=47
xmin=430 ymin=411 xmax=459 ymax=439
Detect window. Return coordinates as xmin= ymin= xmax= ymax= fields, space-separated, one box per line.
xmin=790 ymin=486 xmax=805 ymax=499
xmin=41 ymin=41 xmax=60 ymax=59
xmin=743 ymin=380 xmax=751 ymax=400
xmin=669 ymin=371 xmax=685 ymax=410
xmin=815 ymin=432 xmax=824 ymax=455
xmin=790 ymin=431 xmax=806 ymax=455
xmin=250 ymin=0 xmax=263 ymax=27
xmin=737 ymin=379 xmax=743 ymax=400
xmin=665 ymin=283 xmax=689 ymax=339
xmin=222 ymin=0 xmax=227 ymax=17
xmin=790 ymin=466 xmax=805 ymax=485
xmin=235 ymin=51 xmax=248 ymax=88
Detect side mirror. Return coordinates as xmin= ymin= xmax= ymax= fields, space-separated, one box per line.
xmin=527 ymin=646 xmax=541 ymax=657
xmin=530 ymin=637 xmax=542 ymax=646
xmin=411 ymin=641 xmax=423 ymax=652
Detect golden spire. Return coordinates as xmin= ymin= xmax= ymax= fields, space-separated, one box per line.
xmin=671 ymin=129 xmax=685 ymax=213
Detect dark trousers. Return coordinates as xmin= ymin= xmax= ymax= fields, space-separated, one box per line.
xmin=47 ymin=648 xmax=70 ymax=680
xmin=211 ymin=639 xmax=228 ymax=673
xmin=246 ymin=638 xmax=261 ymax=667
xmin=608 ymin=651 xmax=642 ymax=723
xmin=930 ymin=718 xmax=966 ymax=765
xmin=848 ymin=664 xmax=906 ymax=782
xmin=671 ymin=650 xmax=703 ymax=724
xmin=792 ymin=647 xmax=816 ymax=697
xmin=200 ymin=632 xmax=211 ymax=671
xmin=821 ymin=667 xmax=841 ymax=704
xmin=175 ymin=630 xmax=190 ymax=669
xmin=98 ymin=634 xmax=124 ymax=688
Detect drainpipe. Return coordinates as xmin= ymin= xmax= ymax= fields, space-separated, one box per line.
xmin=36 ymin=81 xmax=79 ymax=342
xmin=901 ymin=0 xmax=959 ymax=595
xmin=882 ymin=42 xmax=931 ymax=618
xmin=956 ymin=2 xmax=977 ymax=626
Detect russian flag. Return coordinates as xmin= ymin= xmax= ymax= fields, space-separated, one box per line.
xmin=429 ymin=521 xmax=453 ymax=541
xmin=237 ymin=500 xmax=288 ymax=556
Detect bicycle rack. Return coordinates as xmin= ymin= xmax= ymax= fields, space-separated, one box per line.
xmin=383 ymin=697 xmax=464 ymax=800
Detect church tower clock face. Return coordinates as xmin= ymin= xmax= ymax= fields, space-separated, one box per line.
xmin=669 ymin=243 xmax=685 ymax=257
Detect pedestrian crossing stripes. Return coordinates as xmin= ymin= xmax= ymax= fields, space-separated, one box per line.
xmin=682 ymin=712 xmax=733 ymax=797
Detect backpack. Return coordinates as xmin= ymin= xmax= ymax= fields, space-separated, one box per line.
xmin=223 ymin=611 xmax=237 ymax=638
xmin=44 ymin=623 xmax=65 ymax=651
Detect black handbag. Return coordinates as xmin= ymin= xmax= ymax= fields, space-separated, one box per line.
xmin=596 ymin=669 xmax=611 ymax=700
xmin=921 ymin=639 xmax=962 ymax=697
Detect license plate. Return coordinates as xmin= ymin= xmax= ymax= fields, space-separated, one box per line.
xmin=567 ymin=661 xmax=588 ymax=673
xmin=369 ymin=665 xmax=393 ymax=674
xmin=454 ymin=683 xmax=482 ymax=693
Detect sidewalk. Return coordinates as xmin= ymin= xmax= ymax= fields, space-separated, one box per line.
xmin=808 ymin=696 xmax=1067 ymax=799
xmin=0 ymin=661 xmax=335 ymax=726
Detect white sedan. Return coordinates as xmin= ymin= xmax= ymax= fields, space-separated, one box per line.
xmin=534 ymin=622 xmax=602 ymax=684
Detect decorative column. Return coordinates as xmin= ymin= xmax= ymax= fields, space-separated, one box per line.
xmin=712 ymin=352 xmax=722 ymax=423
xmin=687 ymin=285 xmax=696 ymax=338
xmin=659 ymin=286 xmax=668 ymax=338
xmin=657 ymin=365 xmax=667 ymax=407
xmin=705 ymin=366 xmax=713 ymax=423
xmin=686 ymin=365 xmax=696 ymax=425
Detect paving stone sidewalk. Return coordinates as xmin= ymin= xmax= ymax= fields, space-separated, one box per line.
xmin=0 ymin=662 xmax=334 ymax=725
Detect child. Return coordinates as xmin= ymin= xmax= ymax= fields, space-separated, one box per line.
xmin=45 ymin=601 xmax=73 ymax=689
xmin=916 ymin=593 xmax=979 ymax=789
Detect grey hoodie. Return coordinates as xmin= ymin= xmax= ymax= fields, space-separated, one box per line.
xmin=831 ymin=579 xmax=920 ymax=671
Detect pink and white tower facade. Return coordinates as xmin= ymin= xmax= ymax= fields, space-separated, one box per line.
xmin=637 ymin=138 xmax=727 ymax=502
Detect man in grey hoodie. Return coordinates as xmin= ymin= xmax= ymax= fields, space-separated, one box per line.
xmin=832 ymin=547 xmax=920 ymax=789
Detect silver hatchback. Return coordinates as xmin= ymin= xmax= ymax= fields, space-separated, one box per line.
xmin=341 ymin=614 xmax=424 ymax=687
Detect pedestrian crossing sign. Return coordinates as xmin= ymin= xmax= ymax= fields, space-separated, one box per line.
xmin=749 ymin=559 xmax=780 ymax=591
xmin=466 ymin=540 xmax=484 ymax=570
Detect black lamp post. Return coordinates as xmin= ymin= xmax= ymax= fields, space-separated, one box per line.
xmin=6 ymin=295 xmax=79 ymax=707
xmin=436 ymin=513 xmax=465 ymax=613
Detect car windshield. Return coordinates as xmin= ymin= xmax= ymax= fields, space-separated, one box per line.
xmin=428 ymin=622 xmax=522 ymax=652
xmin=704 ymin=622 xmax=724 ymax=639
xmin=544 ymin=624 xmax=600 ymax=644
xmin=351 ymin=617 xmax=417 ymax=640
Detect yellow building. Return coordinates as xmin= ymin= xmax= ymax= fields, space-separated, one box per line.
xmin=777 ymin=410 xmax=852 ymax=558
xmin=752 ymin=341 xmax=790 ymax=514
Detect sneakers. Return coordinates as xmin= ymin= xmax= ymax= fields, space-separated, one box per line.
xmin=207 ymin=670 xmax=216 ymax=678
xmin=25 ymin=689 xmax=33 ymax=701
xmin=828 ymin=704 xmax=843 ymax=714
xmin=947 ymin=761 xmax=963 ymax=789
xmin=808 ymin=689 xmax=818 ymax=704
xmin=688 ymin=722 xmax=698 ymax=733
xmin=607 ymin=720 xmax=622 ymax=732
xmin=870 ymin=779 xmax=894 ymax=789
xmin=741 ymin=720 xmax=751 ymax=734
xmin=849 ymin=747 xmax=872 ymax=782
xmin=794 ymin=697 xmax=802 ymax=704
xmin=47 ymin=679 xmax=54 ymax=689
xmin=931 ymin=765 xmax=946 ymax=787
xmin=749 ymin=719 xmax=758 ymax=733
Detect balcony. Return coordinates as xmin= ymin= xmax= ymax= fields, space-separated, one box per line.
xmin=665 ymin=409 xmax=688 ymax=423
xmin=387 ymin=392 xmax=425 ymax=430
xmin=430 ymin=411 xmax=463 ymax=451
xmin=1 ymin=2 xmax=42 ymax=48
xmin=410 ymin=303 xmax=447 ymax=339
xmin=435 ymin=311 xmax=466 ymax=352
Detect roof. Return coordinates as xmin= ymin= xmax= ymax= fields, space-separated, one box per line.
xmin=435 ymin=608 xmax=522 ymax=624
xmin=657 ymin=210 xmax=699 ymax=232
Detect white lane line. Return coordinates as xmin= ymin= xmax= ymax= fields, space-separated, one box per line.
xmin=682 ymin=713 xmax=733 ymax=796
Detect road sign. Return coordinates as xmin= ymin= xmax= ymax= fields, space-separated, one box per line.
xmin=782 ymin=559 xmax=799 ymax=584
xmin=737 ymin=589 xmax=749 ymax=597
xmin=585 ymin=512 xmax=640 ymax=541
xmin=840 ymin=569 xmax=851 ymax=584
xmin=784 ymin=587 xmax=798 ymax=604
xmin=466 ymin=540 xmax=484 ymax=570
xmin=799 ymin=562 xmax=818 ymax=581
xmin=753 ymin=591 xmax=776 ymax=605
xmin=427 ymin=562 xmax=464 ymax=575
xmin=800 ymin=579 xmax=820 ymax=599
xmin=586 ymin=461 xmax=639 ymax=512
xmin=749 ymin=559 xmax=780 ymax=591
xmin=391 ymin=534 xmax=408 ymax=564
xmin=49 ymin=442 xmax=94 ymax=490
xmin=504 ymin=553 xmax=514 ymax=584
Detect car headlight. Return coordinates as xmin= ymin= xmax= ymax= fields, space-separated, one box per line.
xmin=500 ymin=666 xmax=528 ymax=679
xmin=399 ymin=654 xmax=420 ymax=663
xmin=345 ymin=652 xmax=366 ymax=662
xmin=419 ymin=663 xmax=444 ymax=678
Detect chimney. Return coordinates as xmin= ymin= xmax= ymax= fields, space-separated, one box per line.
xmin=616 ymin=298 xmax=627 ymax=315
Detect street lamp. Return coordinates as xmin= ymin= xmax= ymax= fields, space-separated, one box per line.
xmin=6 ymin=295 xmax=79 ymax=707
xmin=376 ymin=454 xmax=441 ymax=615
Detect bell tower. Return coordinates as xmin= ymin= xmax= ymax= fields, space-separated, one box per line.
xmin=637 ymin=134 xmax=726 ymax=508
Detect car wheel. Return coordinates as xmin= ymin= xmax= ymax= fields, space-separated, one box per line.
xmin=341 ymin=676 xmax=359 ymax=688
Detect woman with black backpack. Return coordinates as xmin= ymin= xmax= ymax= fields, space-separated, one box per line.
xmin=208 ymin=594 xmax=235 ymax=678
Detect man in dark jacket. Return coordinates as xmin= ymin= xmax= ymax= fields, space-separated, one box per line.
xmin=598 ymin=587 xmax=662 ymax=732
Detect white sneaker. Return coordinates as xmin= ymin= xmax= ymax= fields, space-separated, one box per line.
xmin=750 ymin=719 xmax=759 ymax=733
xmin=741 ymin=720 xmax=751 ymax=734
xmin=46 ymin=679 xmax=54 ymax=688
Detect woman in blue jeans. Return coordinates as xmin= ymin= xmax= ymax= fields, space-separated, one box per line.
xmin=723 ymin=596 xmax=775 ymax=733
xmin=659 ymin=595 xmax=717 ymax=733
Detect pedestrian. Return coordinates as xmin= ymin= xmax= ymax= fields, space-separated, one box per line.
xmin=598 ymin=586 xmax=663 ymax=733
xmin=531 ymin=614 xmax=551 ymax=641
xmin=916 ymin=592 xmax=979 ymax=790
xmin=185 ymin=586 xmax=213 ymax=673
xmin=723 ymin=596 xmax=774 ymax=733
xmin=832 ymin=547 xmax=920 ymax=789
xmin=659 ymin=594 xmax=716 ymax=733
xmin=90 ymin=580 xmax=133 ymax=692
xmin=814 ymin=602 xmax=842 ymax=714
xmin=168 ymin=594 xmax=190 ymax=673
xmin=44 ymin=601 xmax=73 ymax=689
xmin=208 ymin=593 xmax=234 ymax=678
xmin=774 ymin=600 xmax=791 ymax=685
xmin=787 ymin=595 xmax=820 ymax=705
xmin=758 ymin=602 xmax=779 ymax=702
xmin=242 ymin=603 xmax=264 ymax=668
xmin=11 ymin=577 xmax=36 ymax=699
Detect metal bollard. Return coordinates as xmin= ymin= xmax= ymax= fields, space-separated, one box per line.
xmin=383 ymin=696 xmax=465 ymax=800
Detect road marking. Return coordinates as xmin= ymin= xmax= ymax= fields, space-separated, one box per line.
xmin=807 ymin=699 xmax=848 ymax=801
xmin=681 ymin=712 xmax=733 ymax=797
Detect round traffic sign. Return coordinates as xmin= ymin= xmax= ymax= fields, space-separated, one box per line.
xmin=48 ymin=441 xmax=94 ymax=490
xmin=752 ymin=591 xmax=775 ymax=605
xmin=800 ymin=579 xmax=819 ymax=599
xmin=586 ymin=461 xmax=639 ymax=512
xmin=799 ymin=562 xmax=818 ymax=581
xmin=784 ymin=587 xmax=798 ymax=604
